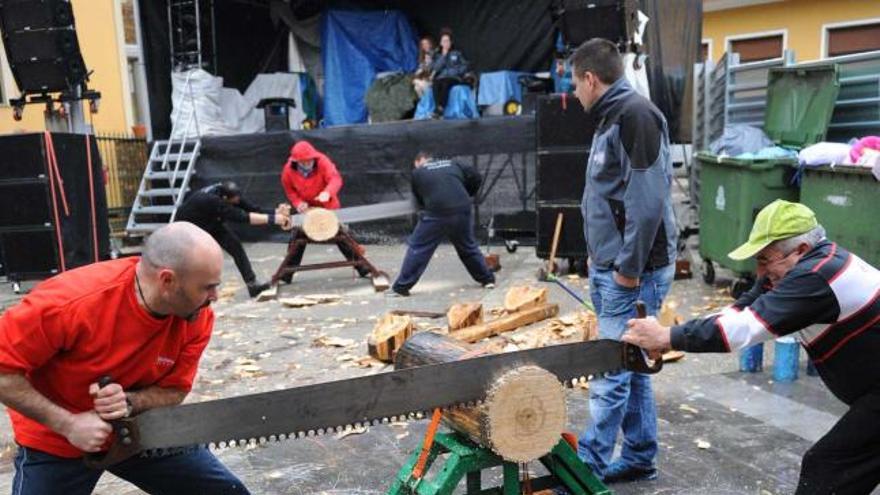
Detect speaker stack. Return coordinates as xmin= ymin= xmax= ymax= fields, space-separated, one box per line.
xmin=0 ymin=133 xmax=110 ymax=288
xmin=0 ymin=0 xmax=87 ymax=94
xmin=535 ymin=94 xmax=595 ymax=266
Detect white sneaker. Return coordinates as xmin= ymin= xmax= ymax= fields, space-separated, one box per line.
xmin=483 ymin=282 xmax=496 ymax=290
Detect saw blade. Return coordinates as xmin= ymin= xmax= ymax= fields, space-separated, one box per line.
xmin=103 ymin=338 xmax=656 ymax=464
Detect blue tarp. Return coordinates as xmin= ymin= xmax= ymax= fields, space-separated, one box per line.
xmin=477 ymin=71 xmax=528 ymax=106
xmin=321 ymin=10 xmax=418 ymax=127
xmin=414 ymin=86 xmax=478 ymax=120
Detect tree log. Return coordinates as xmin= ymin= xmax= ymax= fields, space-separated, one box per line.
xmin=503 ymin=286 xmax=548 ymax=313
xmin=367 ymin=313 xmax=414 ymax=362
xmin=447 ymin=303 xmax=483 ymax=331
xmin=395 ymin=332 xmax=565 ymax=462
xmin=451 ymin=303 xmax=559 ymax=343
xmin=302 ymin=208 xmax=340 ymax=241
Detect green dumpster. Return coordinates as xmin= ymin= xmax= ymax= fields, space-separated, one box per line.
xmin=697 ymin=65 xmax=840 ymax=296
xmin=801 ymin=165 xmax=880 ymax=268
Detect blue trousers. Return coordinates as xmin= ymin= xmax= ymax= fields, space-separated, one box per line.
xmin=11 ymin=445 xmax=249 ymax=495
xmin=577 ymin=264 xmax=674 ymax=477
xmin=393 ymin=210 xmax=494 ymax=293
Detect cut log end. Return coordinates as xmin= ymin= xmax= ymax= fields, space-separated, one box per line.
xmin=302 ymin=208 xmax=340 ymax=241
xmin=480 ymin=365 xmax=566 ymax=462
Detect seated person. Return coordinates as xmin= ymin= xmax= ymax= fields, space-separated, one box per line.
xmin=413 ymin=35 xmax=436 ymax=98
xmin=430 ymin=27 xmax=470 ymax=117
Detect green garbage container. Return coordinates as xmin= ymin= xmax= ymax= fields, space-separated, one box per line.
xmin=801 ymin=165 xmax=880 ymax=268
xmin=697 ymin=64 xmax=841 ymax=297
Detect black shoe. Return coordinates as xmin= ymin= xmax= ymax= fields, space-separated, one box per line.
xmin=247 ymin=281 xmax=271 ymax=298
xmin=386 ymin=287 xmax=410 ymax=298
xmin=602 ymin=461 xmax=658 ymax=483
xmin=279 ymin=273 xmax=292 ymax=284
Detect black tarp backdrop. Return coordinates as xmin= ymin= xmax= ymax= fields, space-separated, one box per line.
xmin=639 ymin=0 xmax=702 ymax=143
xmin=194 ymin=116 xmax=536 ymax=241
xmin=140 ymin=1 xmax=699 ymax=142
xmin=328 ymin=0 xmax=557 ymax=75
xmin=139 ymin=0 xmax=289 ymax=139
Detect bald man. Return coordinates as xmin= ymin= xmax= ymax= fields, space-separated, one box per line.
xmin=0 ymin=223 xmax=249 ymax=494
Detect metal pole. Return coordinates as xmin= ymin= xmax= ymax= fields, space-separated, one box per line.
xmin=195 ymin=0 xmax=203 ymax=69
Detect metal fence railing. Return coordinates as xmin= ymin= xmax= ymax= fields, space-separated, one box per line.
xmin=96 ymin=133 xmax=148 ymax=234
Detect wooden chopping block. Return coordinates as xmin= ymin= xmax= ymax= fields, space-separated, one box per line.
xmin=302 ymin=208 xmax=340 ymax=241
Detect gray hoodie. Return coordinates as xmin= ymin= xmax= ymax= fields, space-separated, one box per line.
xmin=581 ymin=78 xmax=678 ymax=278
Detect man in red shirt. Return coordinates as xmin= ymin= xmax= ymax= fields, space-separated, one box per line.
xmin=279 ymin=140 xmax=368 ymax=279
xmin=0 ymin=222 xmax=249 ymax=494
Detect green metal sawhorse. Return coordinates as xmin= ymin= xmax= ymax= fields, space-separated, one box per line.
xmin=387 ymin=432 xmax=611 ymax=495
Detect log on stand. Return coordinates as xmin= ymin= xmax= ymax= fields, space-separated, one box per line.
xmin=395 ymin=332 xmax=566 ymax=462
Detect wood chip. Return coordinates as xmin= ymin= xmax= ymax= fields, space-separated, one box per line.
xmin=695 ymin=439 xmax=711 ymax=449
xmin=312 ymin=336 xmax=355 ymax=347
xmin=279 ymin=297 xmax=318 ymax=308
xmin=663 ymin=350 xmax=686 ymax=363
xmin=679 ymin=404 xmax=699 ymax=414
xmin=304 ymin=294 xmax=342 ymax=303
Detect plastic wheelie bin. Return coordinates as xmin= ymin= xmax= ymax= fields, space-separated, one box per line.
xmin=696 ymin=64 xmax=840 ymax=297
xmin=801 ymin=165 xmax=880 ymax=268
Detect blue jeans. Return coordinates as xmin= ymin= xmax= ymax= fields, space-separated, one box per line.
xmin=11 ymin=445 xmax=249 ymax=495
xmin=577 ymin=264 xmax=674 ymax=477
xmin=393 ymin=210 xmax=495 ymax=293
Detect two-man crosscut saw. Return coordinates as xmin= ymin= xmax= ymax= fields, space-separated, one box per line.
xmin=85 ymin=321 xmax=659 ymax=469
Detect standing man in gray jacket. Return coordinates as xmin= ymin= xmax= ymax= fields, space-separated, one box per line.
xmin=571 ymin=38 xmax=678 ymax=483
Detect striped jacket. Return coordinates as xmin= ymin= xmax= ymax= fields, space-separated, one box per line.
xmin=671 ymin=240 xmax=880 ymax=405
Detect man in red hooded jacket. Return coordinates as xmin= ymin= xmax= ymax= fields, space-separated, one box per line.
xmin=279 ymin=140 xmax=368 ymax=279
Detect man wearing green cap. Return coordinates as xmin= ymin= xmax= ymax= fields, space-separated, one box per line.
xmin=623 ymin=199 xmax=880 ymax=494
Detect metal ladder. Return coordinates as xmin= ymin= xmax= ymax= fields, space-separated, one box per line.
xmin=126 ymin=72 xmax=201 ymax=236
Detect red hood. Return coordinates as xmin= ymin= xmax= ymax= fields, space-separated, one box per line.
xmin=289 ymin=141 xmax=321 ymax=162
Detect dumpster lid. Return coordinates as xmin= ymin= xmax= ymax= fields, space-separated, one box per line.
xmin=763 ymin=65 xmax=840 ymax=148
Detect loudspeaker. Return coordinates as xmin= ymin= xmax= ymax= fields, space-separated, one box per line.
xmin=536 ymin=204 xmax=587 ymax=259
xmin=558 ymin=0 xmax=639 ymax=49
xmin=0 ymin=133 xmax=110 ymax=282
xmin=0 ymin=0 xmax=88 ymax=93
xmin=537 ymin=151 xmax=588 ymax=203
xmin=536 ymin=94 xmax=596 ymax=150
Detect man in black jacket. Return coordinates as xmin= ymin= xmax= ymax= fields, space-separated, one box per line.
xmin=624 ymin=200 xmax=880 ymax=494
xmin=389 ymin=152 xmax=495 ymax=297
xmin=175 ymin=181 xmax=291 ymax=297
